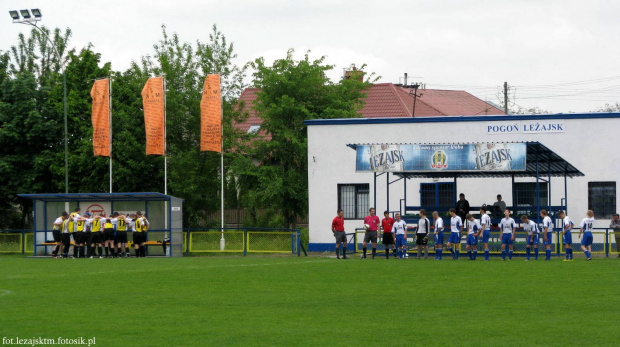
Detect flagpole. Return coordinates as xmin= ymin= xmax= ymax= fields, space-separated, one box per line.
xmin=163 ymin=74 xmax=168 ymax=196
xmin=219 ymin=75 xmax=225 ymax=251
xmin=109 ymin=76 xmax=113 ymax=193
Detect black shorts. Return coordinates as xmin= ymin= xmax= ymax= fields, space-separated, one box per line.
xmin=133 ymin=232 xmax=144 ymax=244
xmin=333 ymin=231 xmax=346 ymax=243
xmin=416 ymin=233 xmax=428 ymax=245
xmin=363 ymin=231 xmax=378 ymax=243
xmin=382 ymin=232 xmax=395 ymax=245
xmin=104 ymin=228 xmax=115 ymax=241
xmin=116 ymin=231 xmax=128 ymax=243
xmin=61 ymin=233 xmax=71 ymax=246
xmin=73 ymin=232 xmax=84 ymax=244
xmin=52 ymin=229 xmax=61 ymax=242
xmin=89 ymin=231 xmax=103 ymax=244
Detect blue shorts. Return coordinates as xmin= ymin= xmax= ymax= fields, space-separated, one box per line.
xmin=527 ymin=234 xmax=539 ymax=245
xmin=563 ymin=232 xmax=572 ymax=245
xmin=481 ymin=230 xmax=491 ymax=243
xmin=448 ymin=232 xmax=461 ymax=244
xmin=396 ymin=234 xmax=407 ymax=248
xmin=501 ymin=233 xmax=513 ymax=245
xmin=543 ymin=232 xmax=553 ymax=245
xmin=435 ymin=232 xmax=444 ymax=245
xmin=581 ymin=232 xmax=593 ymax=246
xmin=466 ymin=234 xmax=478 ymax=246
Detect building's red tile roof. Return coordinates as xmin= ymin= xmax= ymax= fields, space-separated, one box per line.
xmin=233 ymin=83 xmax=504 ymax=132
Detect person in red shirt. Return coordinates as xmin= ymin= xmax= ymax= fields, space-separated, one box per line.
xmin=381 ymin=211 xmax=396 ymax=259
xmin=331 ymin=209 xmax=348 ymax=259
xmin=362 ymin=207 xmax=381 ymax=259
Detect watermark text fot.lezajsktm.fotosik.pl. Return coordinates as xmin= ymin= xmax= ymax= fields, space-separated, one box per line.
xmin=2 ymin=337 xmax=95 ymax=346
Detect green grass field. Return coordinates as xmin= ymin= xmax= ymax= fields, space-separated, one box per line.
xmin=1 ymin=254 xmax=619 ymax=346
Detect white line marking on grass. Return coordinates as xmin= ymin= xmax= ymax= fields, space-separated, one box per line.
xmin=0 ymin=289 xmax=12 ymax=296
xmin=2 ymin=259 xmax=332 ymax=279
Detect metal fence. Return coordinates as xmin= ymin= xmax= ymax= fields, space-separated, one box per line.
xmin=0 ymin=228 xmax=301 ymax=256
xmin=349 ymin=228 xmax=619 ymax=257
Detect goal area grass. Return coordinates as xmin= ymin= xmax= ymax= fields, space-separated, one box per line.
xmin=1 ymin=254 xmax=618 ymax=346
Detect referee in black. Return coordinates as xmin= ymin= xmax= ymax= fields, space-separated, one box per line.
xmin=416 ymin=209 xmax=431 ymax=259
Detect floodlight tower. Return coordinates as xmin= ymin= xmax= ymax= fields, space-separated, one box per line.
xmin=9 ymin=9 xmax=69 ymax=193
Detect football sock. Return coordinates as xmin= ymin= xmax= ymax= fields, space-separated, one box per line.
xmin=448 ymin=247 xmax=455 ymax=256
xmin=363 ymin=247 xmax=367 ymax=257
xmin=126 ymin=247 xmax=130 ymax=255
xmin=97 ymin=246 xmax=102 ymax=256
xmin=526 ymin=248 xmax=531 ymax=260
xmin=565 ymin=249 xmax=570 ymax=260
xmin=473 ymin=250 xmax=477 ymax=260
xmin=568 ymin=249 xmax=573 ymax=259
xmin=439 ymin=249 xmax=443 ymax=259
xmin=336 ymin=247 xmax=340 ymax=258
xmin=342 ymin=247 xmax=346 ymax=256
xmin=435 ymin=248 xmax=439 ymax=260
xmin=80 ymin=246 xmax=85 ymax=258
xmin=467 ymin=250 xmax=472 ymax=259
xmin=455 ymin=249 xmax=460 ymax=259
xmin=385 ymin=249 xmax=389 ymax=257
xmin=397 ymin=249 xmax=402 ymax=258
xmin=52 ymin=245 xmax=59 ymax=256
xmin=424 ymin=248 xmax=428 ymax=259
xmin=509 ymin=250 xmax=513 ymax=260
xmin=584 ymin=250 xmax=591 ymax=258
xmin=392 ymin=249 xmax=397 ymax=257
xmin=502 ymin=250 xmax=506 ymax=260
xmin=140 ymin=246 xmax=146 ymax=257
xmin=135 ymin=249 xmax=139 ymax=257
xmin=534 ymin=248 xmax=539 ymax=260
xmin=105 ymin=247 xmax=109 ymax=257
xmin=545 ymin=249 xmax=551 ymax=260
xmin=484 ymin=249 xmax=489 ymax=260
xmin=372 ymin=248 xmax=376 ymax=256
xmin=417 ymin=249 xmax=422 ymax=258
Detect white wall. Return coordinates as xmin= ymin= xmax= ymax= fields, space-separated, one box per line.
xmin=307 ymin=114 xmax=620 ymax=246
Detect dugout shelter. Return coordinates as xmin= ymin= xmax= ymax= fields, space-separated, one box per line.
xmin=18 ymin=192 xmax=183 ymax=257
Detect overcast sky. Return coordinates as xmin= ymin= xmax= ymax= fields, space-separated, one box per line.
xmin=2 ymin=0 xmax=619 ymax=113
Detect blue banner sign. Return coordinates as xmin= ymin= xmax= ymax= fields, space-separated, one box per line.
xmin=355 ymin=143 xmax=527 ymax=172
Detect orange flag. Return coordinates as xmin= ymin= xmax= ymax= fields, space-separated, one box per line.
xmin=91 ymin=78 xmax=110 ymax=157
xmin=200 ymin=74 xmax=222 ymax=152
xmin=141 ymin=77 xmax=165 ymax=155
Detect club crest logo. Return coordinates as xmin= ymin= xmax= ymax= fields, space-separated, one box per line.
xmin=431 ymin=150 xmax=448 ymax=169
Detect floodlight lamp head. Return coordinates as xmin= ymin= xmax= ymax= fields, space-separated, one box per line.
xmin=9 ymin=10 xmax=20 ymax=20
xmin=31 ymin=9 xmax=42 ymax=18
xmin=20 ymin=9 xmax=31 ymax=19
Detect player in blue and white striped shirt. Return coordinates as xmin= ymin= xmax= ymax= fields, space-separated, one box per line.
xmin=479 ymin=206 xmax=492 ymax=261
xmin=540 ymin=209 xmax=553 ymax=260
xmin=579 ymin=210 xmax=595 ymax=261
xmin=558 ymin=210 xmax=574 ymax=261
xmin=499 ymin=209 xmax=516 ymax=260
xmin=446 ymin=208 xmax=462 ymax=260
xmin=521 ymin=215 xmax=539 ymax=261
xmin=466 ymin=214 xmax=481 ymax=260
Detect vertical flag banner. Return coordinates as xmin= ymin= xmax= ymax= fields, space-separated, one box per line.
xmin=200 ymin=74 xmax=222 ymax=152
xmin=141 ymin=77 xmax=165 ymax=155
xmin=91 ymin=78 xmax=110 ymax=156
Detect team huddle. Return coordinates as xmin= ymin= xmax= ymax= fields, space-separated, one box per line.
xmin=331 ymin=207 xmax=597 ymax=261
xmin=50 ymin=207 xmax=150 ymax=258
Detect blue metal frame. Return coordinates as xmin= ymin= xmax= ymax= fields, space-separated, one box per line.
xmin=304 ymin=112 xmax=620 ymax=126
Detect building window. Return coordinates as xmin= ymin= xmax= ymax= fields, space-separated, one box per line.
xmin=420 ymin=182 xmax=455 ymax=207
xmin=588 ymin=182 xmax=616 ymax=219
xmin=513 ymin=182 xmax=548 ymax=215
xmin=338 ymin=184 xmax=369 ymax=219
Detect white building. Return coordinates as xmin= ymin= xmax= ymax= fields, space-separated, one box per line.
xmin=305 ymin=113 xmax=619 ymax=251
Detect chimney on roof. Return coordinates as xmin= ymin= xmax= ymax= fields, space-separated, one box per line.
xmin=404 ymin=73 xmax=408 ymax=86
xmin=344 ymin=64 xmax=364 ymax=82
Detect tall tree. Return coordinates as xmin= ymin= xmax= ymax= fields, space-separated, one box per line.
xmin=239 ymin=50 xmax=372 ymax=228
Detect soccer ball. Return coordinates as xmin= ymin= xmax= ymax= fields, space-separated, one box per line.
xmin=363 ymin=223 xmax=370 ymax=231
xmin=404 ymin=253 xmax=409 ymax=258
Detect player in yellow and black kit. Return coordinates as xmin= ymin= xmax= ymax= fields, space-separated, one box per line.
xmin=133 ymin=211 xmax=149 ymax=257
xmin=74 ymin=214 xmax=87 ymax=258
xmin=67 ymin=208 xmax=82 ymax=258
xmin=115 ymin=214 xmax=129 ymax=258
xmin=103 ymin=218 xmax=116 ymax=258
xmin=87 ymin=215 xmax=103 ymax=258
xmin=51 ymin=211 xmax=69 ymax=258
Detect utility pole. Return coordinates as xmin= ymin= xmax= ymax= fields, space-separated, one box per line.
xmin=503 ymin=82 xmax=509 ymax=114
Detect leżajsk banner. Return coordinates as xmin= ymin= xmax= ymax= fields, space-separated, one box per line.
xmin=141 ymin=77 xmax=165 ymax=155
xmin=355 ymin=143 xmax=526 ymax=172
xmin=200 ymin=74 xmax=221 ymax=153
xmin=91 ymin=78 xmax=110 ymax=156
